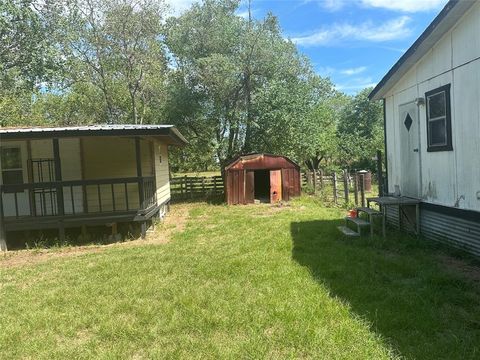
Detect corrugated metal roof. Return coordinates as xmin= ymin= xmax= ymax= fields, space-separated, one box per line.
xmin=369 ymin=0 xmax=475 ymax=100
xmin=225 ymin=153 xmax=300 ymax=170
xmin=0 ymin=124 xmax=188 ymax=145
xmin=0 ymin=124 xmax=173 ymax=134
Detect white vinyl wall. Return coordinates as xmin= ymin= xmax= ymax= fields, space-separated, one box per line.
xmin=384 ymin=1 xmax=480 ymax=212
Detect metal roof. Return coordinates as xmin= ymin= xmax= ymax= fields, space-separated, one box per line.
xmin=369 ymin=0 xmax=475 ymax=101
xmin=0 ymin=124 xmax=188 ymax=145
xmin=225 ymin=153 xmax=300 ymax=170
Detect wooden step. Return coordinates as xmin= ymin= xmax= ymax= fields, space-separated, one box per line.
xmin=337 ymin=225 xmax=360 ymax=237
xmin=356 ymin=207 xmax=382 ymax=216
xmin=345 ymin=217 xmax=370 ymax=227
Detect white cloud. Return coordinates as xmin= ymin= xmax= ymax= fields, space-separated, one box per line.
xmin=335 ymin=76 xmax=377 ymax=93
xmin=236 ymin=8 xmax=259 ymax=19
xmin=291 ymin=16 xmax=412 ymax=47
xmin=361 ymin=0 xmax=447 ymax=12
xmin=164 ymin=0 xmax=198 ymax=15
xmin=305 ymin=0 xmax=446 ymax=12
xmin=322 ymin=0 xmax=347 ymax=11
xmin=317 ymin=66 xmax=336 ymax=76
xmin=236 ymin=9 xmax=250 ymax=18
xmin=340 ymin=66 xmax=367 ymax=75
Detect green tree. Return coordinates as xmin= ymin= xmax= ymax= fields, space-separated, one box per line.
xmin=164 ymin=0 xmax=334 ymax=171
xmin=60 ymin=0 xmax=168 ymax=124
xmin=337 ymin=88 xmax=384 ymax=170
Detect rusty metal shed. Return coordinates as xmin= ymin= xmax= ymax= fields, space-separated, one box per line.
xmin=225 ymin=153 xmax=301 ymax=205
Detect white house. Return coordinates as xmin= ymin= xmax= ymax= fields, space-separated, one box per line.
xmin=0 ymin=125 xmax=187 ymax=250
xmin=369 ymin=0 xmax=480 ymax=255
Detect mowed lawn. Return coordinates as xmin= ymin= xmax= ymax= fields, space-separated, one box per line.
xmin=1 ymin=198 xmax=480 ymax=359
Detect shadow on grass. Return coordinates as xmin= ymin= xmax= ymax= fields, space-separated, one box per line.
xmin=6 ymin=221 xmax=145 ymax=250
xmin=291 ymin=220 xmax=480 ymax=360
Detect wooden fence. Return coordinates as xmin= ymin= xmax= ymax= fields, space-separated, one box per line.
xmin=302 ymin=170 xmax=381 ymax=207
xmin=170 ymin=170 xmax=382 ymax=205
xmin=171 ymin=176 xmax=224 ymax=200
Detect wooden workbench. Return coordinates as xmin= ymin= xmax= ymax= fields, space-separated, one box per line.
xmin=367 ymin=196 xmax=421 ymax=237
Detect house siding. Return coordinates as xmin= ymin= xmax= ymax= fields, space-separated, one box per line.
xmin=384 ymin=0 xmax=480 ymax=213
xmin=154 ymin=141 xmax=170 ymax=207
xmin=383 ymin=1 xmax=480 ymax=255
xmin=386 ymin=206 xmax=480 ymax=257
xmin=82 ymin=137 xmax=155 ymax=212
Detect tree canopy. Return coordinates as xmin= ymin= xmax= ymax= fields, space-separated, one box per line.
xmin=0 ymin=0 xmax=383 ymax=172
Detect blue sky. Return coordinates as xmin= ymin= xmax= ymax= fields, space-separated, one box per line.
xmin=168 ymin=0 xmax=449 ymax=94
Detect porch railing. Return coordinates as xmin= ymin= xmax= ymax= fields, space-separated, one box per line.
xmin=0 ymin=176 xmax=157 ymax=219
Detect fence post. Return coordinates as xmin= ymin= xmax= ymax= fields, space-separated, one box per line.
xmin=312 ymin=170 xmax=317 ymax=194
xmin=319 ymin=169 xmax=324 ymax=189
xmin=202 ymin=176 xmax=206 ymax=195
xmin=182 ymin=175 xmax=187 ymax=199
xmin=343 ymin=169 xmax=349 ymax=204
xmin=333 ymin=172 xmax=338 ymax=205
xmin=213 ymin=176 xmax=217 ymax=194
xmin=360 ymin=173 xmax=366 ymax=207
xmin=189 ymin=177 xmax=193 ymax=199
xmin=354 ymin=172 xmax=359 ymax=206
xmin=0 ymin=192 xmax=7 ymax=252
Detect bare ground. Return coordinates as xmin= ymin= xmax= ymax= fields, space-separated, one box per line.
xmin=0 ymin=203 xmax=192 ymax=269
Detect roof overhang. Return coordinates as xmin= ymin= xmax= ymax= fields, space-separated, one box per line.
xmin=225 ymin=153 xmax=300 ymax=171
xmin=369 ymin=0 xmax=475 ymax=101
xmin=0 ymin=125 xmax=188 ymax=146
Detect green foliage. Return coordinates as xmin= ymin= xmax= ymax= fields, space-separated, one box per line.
xmin=337 ymin=88 xmax=384 ymax=170
xmin=0 ymin=0 xmax=384 ymax=173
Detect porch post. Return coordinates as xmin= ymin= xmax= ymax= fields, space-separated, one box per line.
xmin=53 ymin=138 xmax=66 ymax=242
xmin=135 ymin=137 xmax=145 ymax=208
xmin=0 ymin=189 xmax=7 ymax=251
xmin=135 ymin=137 xmax=146 ymax=239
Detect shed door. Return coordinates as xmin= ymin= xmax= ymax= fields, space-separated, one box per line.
xmin=270 ymin=170 xmax=282 ymax=203
xmin=399 ymin=102 xmax=421 ymax=198
xmin=245 ymin=170 xmax=254 ymax=204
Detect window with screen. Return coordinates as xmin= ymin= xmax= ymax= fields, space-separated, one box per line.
xmin=1 ymin=147 xmax=24 ymax=186
xmin=425 ymin=84 xmax=453 ymax=152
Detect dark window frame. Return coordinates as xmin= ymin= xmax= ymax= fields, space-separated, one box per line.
xmin=425 ymin=84 xmax=453 ymax=152
xmin=1 ymin=146 xmax=25 ymax=193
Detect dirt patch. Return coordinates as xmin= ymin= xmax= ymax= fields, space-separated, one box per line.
xmin=437 ymin=254 xmax=480 ymax=284
xmin=0 ymin=203 xmax=191 ymax=269
xmin=252 ymin=202 xmax=304 ymax=217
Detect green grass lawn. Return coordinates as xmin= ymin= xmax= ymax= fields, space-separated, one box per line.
xmin=1 ymin=197 xmax=480 ymax=359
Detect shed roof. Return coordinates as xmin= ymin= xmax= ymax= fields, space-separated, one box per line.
xmin=225 ymin=153 xmax=299 ymax=171
xmin=369 ymin=0 xmax=475 ymax=101
xmin=0 ymin=124 xmax=188 ymax=146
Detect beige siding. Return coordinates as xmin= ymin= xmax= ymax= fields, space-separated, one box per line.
xmin=154 ymin=141 xmax=171 ymax=205
xmin=82 ymin=137 xmax=154 ymax=211
xmin=384 ymin=0 xmax=480 ymax=211
xmin=1 ymin=136 xmax=169 ymax=216
xmin=82 ymin=137 xmax=153 ymax=179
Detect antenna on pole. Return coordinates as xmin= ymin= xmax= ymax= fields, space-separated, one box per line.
xmin=248 ymin=0 xmax=251 ymax=24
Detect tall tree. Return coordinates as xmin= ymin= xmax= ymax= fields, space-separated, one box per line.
xmin=337 ymin=88 xmax=384 ymax=170
xmin=164 ymin=0 xmax=331 ymax=170
xmin=61 ymin=0 xmax=168 ymax=124
xmin=0 ymin=0 xmax=65 ymax=126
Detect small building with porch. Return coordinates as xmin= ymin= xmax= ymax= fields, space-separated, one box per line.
xmin=0 ymin=125 xmax=187 ymax=250
xmin=368 ymin=0 xmax=480 ymax=255
xmin=225 ymin=153 xmax=301 ymax=205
